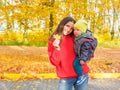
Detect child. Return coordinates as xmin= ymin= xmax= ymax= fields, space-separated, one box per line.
xmin=73 ymin=19 xmax=97 ymax=85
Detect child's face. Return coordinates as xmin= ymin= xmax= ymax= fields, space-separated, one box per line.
xmin=74 ymin=28 xmax=82 ymax=36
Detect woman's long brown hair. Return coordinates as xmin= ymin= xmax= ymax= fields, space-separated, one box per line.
xmin=49 ymin=17 xmax=76 ymax=40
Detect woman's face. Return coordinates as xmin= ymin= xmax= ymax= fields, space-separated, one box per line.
xmin=63 ymin=21 xmax=74 ymax=35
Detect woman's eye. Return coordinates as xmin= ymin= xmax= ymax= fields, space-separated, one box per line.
xmin=66 ymin=25 xmax=70 ymax=27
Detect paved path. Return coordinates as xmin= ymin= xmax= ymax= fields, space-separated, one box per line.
xmin=0 ymin=79 xmax=119 ymax=90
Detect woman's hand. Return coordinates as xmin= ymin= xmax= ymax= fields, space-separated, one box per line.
xmin=80 ymin=60 xmax=85 ymax=65
xmin=53 ymin=39 xmax=60 ymax=50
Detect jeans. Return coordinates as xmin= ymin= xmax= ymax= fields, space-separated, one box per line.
xmin=58 ymin=74 xmax=88 ymax=90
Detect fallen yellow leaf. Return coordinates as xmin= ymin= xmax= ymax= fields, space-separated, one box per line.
xmin=15 ymin=85 xmax=21 ymax=89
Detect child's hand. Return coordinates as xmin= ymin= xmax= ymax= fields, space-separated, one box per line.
xmin=80 ymin=60 xmax=85 ymax=65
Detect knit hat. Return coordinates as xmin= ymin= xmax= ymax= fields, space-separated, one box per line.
xmin=74 ymin=19 xmax=88 ymax=32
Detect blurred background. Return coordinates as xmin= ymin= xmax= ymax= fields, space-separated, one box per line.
xmin=0 ymin=0 xmax=120 ymax=48
xmin=0 ymin=0 xmax=120 ymax=81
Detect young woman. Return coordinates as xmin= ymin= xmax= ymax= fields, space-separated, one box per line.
xmin=48 ymin=17 xmax=89 ymax=90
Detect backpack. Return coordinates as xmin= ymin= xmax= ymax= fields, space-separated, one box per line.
xmin=77 ymin=30 xmax=97 ymax=61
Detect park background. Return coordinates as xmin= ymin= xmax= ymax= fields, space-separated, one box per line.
xmin=0 ymin=0 xmax=120 ymax=81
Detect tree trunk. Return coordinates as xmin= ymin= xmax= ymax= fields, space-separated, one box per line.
xmin=49 ymin=0 xmax=54 ymax=35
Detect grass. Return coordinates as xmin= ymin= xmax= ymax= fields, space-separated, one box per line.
xmin=0 ymin=41 xmax=48 ymax=47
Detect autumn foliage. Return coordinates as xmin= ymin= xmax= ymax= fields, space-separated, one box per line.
xmin=0 ymin=0 xmax=120 ymax=80
xmin=0 ymin=0 xmax=120 ymax=47
xmin=0 ymin=46 xmax=119 ymax=80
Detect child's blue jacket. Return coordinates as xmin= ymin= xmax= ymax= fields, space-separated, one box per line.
xmin=74 ymin=30 xmax=95 ymax=62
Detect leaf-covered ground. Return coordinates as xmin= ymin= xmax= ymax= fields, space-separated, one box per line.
xmin=0 ymin=46 xmax=119 ymax=80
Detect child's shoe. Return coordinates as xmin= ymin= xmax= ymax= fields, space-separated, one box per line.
xmin=76 ymin=75 xmax=87 ymax=85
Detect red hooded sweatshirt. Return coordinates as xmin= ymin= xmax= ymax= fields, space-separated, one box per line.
xmin=48 ymin=35 xmax=89 ymax=79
